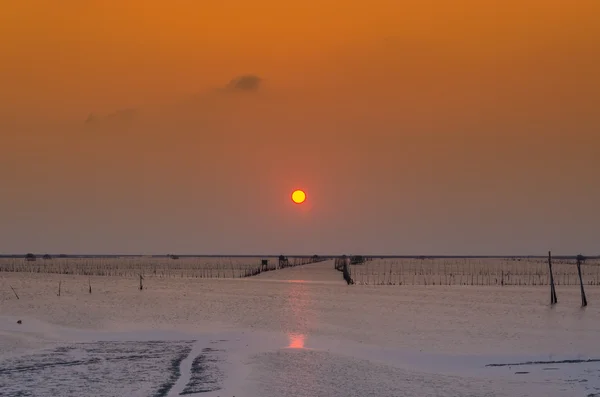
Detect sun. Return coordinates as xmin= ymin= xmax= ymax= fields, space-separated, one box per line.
xmin=291 ymin=189 xmax=306 ymax=204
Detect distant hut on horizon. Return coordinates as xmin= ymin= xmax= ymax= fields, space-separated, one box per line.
xmin=350 ymin=255 xmax=364 ymax=265
xmin=278 ymin=255 xmax=289 ymax=268
xmin=42 ymin=254 xmax=52 ymax=260
xmin=261 ymin=259 xmax=269 ymax=271
xmin=25 ymin=253 xmax=37 ymax=262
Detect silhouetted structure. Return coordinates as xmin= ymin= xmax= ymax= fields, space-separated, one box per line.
xmin=25 ymin=253 xmax=36 ymax=262
xmin=576 ymin=254 xmax=588 ymax=307
xmin=335 ymin=256 xmax=354 ymax=285
xmin=350 ymin=255 xmax=365 ymax=265
xmin=42 ymin=254 xmax=52 ymax=260
xmin=278 ymin=255 xmax=289 ymax=268
xmin=548 ymin=251 xmax=557 ymax=305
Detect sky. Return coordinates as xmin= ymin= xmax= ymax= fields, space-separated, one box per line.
xmin=1 ymin=0 xmax=599 ymax=255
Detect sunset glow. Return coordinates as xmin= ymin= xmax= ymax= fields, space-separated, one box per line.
xmin=0 ymin=0 xmax=598 ymax=255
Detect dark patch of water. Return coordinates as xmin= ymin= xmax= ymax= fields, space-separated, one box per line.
xmin=0 ymin=341 xmax=195 ymax=397
xmin=487 ymin=359 xmax=600 ymax=368
xmin=180 ymin=348 xmax=224 ymax=395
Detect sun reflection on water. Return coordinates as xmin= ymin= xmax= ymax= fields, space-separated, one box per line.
xmin=285 ymin=281 xmax=312 ymax=350
xmin=287 ymin=333 xmax=306 ymax=349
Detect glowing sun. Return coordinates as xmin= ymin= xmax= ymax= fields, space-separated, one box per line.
xmin=291 ymin=189 xmax=306 ymax=204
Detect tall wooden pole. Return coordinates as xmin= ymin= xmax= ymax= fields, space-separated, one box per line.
xmin=576 ymin=255 xmax=588 ymax=307
xmin=548 ymin=251 xmax=557 ymax=305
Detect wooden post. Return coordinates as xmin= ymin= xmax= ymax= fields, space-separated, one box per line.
xmin=88 ymin=278 xmax=92 ymax=294
xmin=58 ymin=281 xmax=61 ymax=297
xmin=10 ymin=285 xmax=19 ymax=300
xmin=139 ymin=274 xmax=144 ymax=290
xmin=576 ymin=255 xmax=588 ymax=307
xmin=548 ymin=251 xmax=557 ymax=305
xmin=343 ymin=257 xmax=354 ymax=285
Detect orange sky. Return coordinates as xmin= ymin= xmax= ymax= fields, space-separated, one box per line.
xmin=1 ymin=0 xmax=599 ymax=254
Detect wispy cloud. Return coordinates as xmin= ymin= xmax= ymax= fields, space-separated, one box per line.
xmin=225 ymin=74 xmax=262 ymax=93
xmin=84 ymin=108 xmax=138 ymax=125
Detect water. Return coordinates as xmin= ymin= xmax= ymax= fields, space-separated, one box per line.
xmin=1 ymin=261 xmax=600 ymax=396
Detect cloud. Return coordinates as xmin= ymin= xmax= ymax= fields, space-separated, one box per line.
xmin=84 ymin=108 xmax=138 ymax=125
xmin=226 ymin=74 xmax=262 ymax=92
xmin=85 ymin=74 xmax=264 ymax=125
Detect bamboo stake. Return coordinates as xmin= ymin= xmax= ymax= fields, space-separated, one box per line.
xmin=576 ymin=255 xmax=588 ymax=307
xmin=10 ymin=285 xmax=19 ymax=300
xmin=548 ymin=251 xmax=558 ymax=305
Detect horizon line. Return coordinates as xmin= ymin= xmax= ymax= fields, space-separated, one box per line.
xmin=1 ymin=253 xmax=598 ymax=259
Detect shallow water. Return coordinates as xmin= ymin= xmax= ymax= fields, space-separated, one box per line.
xmin=1 ymin=261 xmax=600 ymax=396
